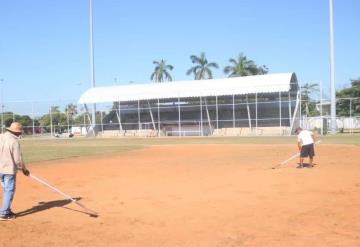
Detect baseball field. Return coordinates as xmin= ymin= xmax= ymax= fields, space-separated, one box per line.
xmin=1 ymin=135 xmax=360 ymax=246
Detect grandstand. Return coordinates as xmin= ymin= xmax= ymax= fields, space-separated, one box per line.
xmin=78 ymin=73 xmax=300 ymax=137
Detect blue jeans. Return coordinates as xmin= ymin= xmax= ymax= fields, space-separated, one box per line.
xmin=0 ymin=174 xmax=16 ymax=216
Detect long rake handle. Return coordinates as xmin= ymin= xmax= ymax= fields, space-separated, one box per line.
xmin=29 ymin=174 xmax=98 ymax=216
xmin=272 ymin=140 xmax=321 ymax=169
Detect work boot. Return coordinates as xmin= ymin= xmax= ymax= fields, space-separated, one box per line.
xmin=0 ymin=214 xmax=16 ymax=221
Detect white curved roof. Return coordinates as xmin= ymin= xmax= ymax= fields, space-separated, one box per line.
xmin=78 ymin=73 xmax=297 ymax=104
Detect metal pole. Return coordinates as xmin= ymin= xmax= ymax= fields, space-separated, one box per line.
xmin=32 ymin=102 xmax=35 ymax=136
xmin=329 ymin=0 xmax=336 ymax=133
xmin=100 ymin=110 xmax=103 ymax=134
xmin=83 ymin=109 xmax=86 ymax=134
xmin=50 ymin=107 xmax=53 ymax=137
xmin=246 ymin=95 xmax=252 ymax=130
xmin=232 ymin=95 xmax=235 ymax=128
xmin=89 ymin=0 xmax=96 ymax=129
xmin=279 ymin=92 xmax=282 ymax=135
xmin=200 ymin=97 xmax=203 ymax=136
xmin=255 ymin=93 xmax=258 ymax=135
xmin=138 ymin=100 xmax=141 ymax=130
xmin=320 ymin=80 xmax=323 ymax=135
xmin=299 ymin=86 xmax=302 ymax=128
xmin=157 ymin=99 xmax=160 ymax=137
xmin=118 ymin=101 xmax=123 ymax=131
xmin=67 ymin=111 xmax=70 ymax=133
xmin=215 ymin=96 xmax=218 ymax=129
xmin=350 ymin=98 xmax=352 ymax=135
xmin=178 ymin=97 xmax=181 ymax=137
xmin=288 ymin=92 xmax=292 ymax=128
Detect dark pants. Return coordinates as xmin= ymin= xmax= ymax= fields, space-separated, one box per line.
xmin=300 ymin=144 xmax=315 ymax=158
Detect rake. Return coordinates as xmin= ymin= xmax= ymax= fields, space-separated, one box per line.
xmin=29 ymin=174 xmax=98 ymax=217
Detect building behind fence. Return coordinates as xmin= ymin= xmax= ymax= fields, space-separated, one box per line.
xmin=1 ymin=74 xmax=359 ymax=137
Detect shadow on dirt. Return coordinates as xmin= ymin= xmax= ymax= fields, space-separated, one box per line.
xmin=16 ymin=197 xmax=83 ymax=217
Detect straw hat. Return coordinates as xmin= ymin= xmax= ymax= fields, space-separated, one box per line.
xmin=6 ymin=122 xmax=23 ymax=133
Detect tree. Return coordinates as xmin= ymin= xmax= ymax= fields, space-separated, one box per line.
xmin=300 ymin=83 xmax=319 ymax=116
xmin=186 ymin=52 xmax=219 ymax=80
xmin=336 ymin=78 xmax=360 ymax=116
xmin=224 ymin=53 xmax=268 ymax=77
xmin=65 ymin=104 xmax=78 ymax=118
xmin=65 ymin=103 xmax=78 ymax=126
xmin=39 ymin=106 xmax=67 ymax=133
xmin=150 ymin=59 xmax=174 ymax=82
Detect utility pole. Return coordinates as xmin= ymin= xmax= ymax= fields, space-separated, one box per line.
xmin=89 ymin=0 xmax=96 ymax=133
xmin=329 ymin=0 xmax=336 ymax=133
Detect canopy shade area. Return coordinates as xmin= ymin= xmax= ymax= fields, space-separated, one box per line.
xmin=78 ymin=73 xmax=298 ymax=104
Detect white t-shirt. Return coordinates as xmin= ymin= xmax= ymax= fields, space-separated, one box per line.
xmin=297 ymin=130 xmax=314 ymax=146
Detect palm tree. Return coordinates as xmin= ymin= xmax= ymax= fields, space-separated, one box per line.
xmin=300 ymin=83 xmax=319 ymax=116
xmin=186 ymin=52 xmax=219 ymax=80
xmin=150 ymin=59 xmax=174 ymax=82
xmin=224 ymin=53 xmax=268 ymax=77
xmin=65 ymin=104 xmax=78 ymax=118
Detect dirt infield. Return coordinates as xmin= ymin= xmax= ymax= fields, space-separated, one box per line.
xmin=1 ymin=144 xmax=360 ymax=246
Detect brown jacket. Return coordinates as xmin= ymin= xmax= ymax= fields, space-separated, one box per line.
xmin=0 ymin=132 xmax=26 ymax=174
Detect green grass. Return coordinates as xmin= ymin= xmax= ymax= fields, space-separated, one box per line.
xmin=21 ymin=134 xmax=360 ymax=164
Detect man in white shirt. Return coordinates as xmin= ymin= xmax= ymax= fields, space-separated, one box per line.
xmin=295 ymin=127 xmax=315 ymax=169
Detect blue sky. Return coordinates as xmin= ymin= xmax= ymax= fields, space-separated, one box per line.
xmin=0 ymin=0 xmax=359 ymax=106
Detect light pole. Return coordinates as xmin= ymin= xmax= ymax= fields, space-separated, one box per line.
xmin=89 ymin=0 xmax=96 ymax=133
xmin=329 ymin=0 xmax=336 ymax=133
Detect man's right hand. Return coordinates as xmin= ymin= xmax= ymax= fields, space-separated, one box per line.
xmin=22 ymin=168 xmax=30 ymax=176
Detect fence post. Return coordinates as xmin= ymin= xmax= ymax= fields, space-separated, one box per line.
xmin=350 ymin=98 xmax=352 ymax=135
xmin=178 ymin=97 xmax=181 ymax=137
xmin=255 ymin=93 xmax=258 ymax=135
xmin=279 ymin=92 xmax=282 ymax=135
xmin=50 ymin=107 xmax=53 ymax=137
xmin=32 ymin=102 xmax=35 ymax=136
xmin=299 ymin=86 xmax=302 ymax=128
xmin=320 ymin=80 xmax=323 ymax=135
xmin=200 ymin=96 xmax=203 ymax=136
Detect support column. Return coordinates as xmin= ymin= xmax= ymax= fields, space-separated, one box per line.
xmin=200 ymin=96 xmax=203 ymax=136
xmin=32 ymin=102 xmax=35 ymax=136
xmin=178 ymin=97 xmax=181 ymax=136
xmin=157 ymin=99 xmax=160 ymax=137
xmin=299 ymin=87 xmax=302 ymax=128
xmin=255 ymin=93 xmax=258 ymax=134
xmin=320 ymin=80 xmax=323 ymax=135
xmin=232 ymin=95 xmax=235 ymax=128
xmin=138 ymin=100 xmax=141 ymax=130
xmin=279 ymin=92 xmax=282 ymax=135
xmin=49 ymin=107 xmax=53 ymax=137
xmin=100 ymin=111 xmax=104 ymax=134
xmin=288 ymin=91 xmax=292 ymax=127
xmin=148 ymin=101 xmax=156 ymax=130
xmin=289 ymin=91 xmax=300 ymax=135
xmin=216 ymin=96 xmax=219 ymax=129
xmin=118 ymin=101 xmax=123 ymax=131
xmin=246 ymin=95 xmax=252 ymax=129
xmin=67 ymin=111 xmax=70 ymax=134
xmin=204 ymin=97 xmax=212 ymax=134
xmin=350 ymin=98 xmax=352 ymax=135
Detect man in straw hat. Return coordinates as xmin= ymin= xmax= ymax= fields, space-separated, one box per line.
xmin=295 ymin=127 xmax=316 ymax=169
xmin=0 ymin=122 xmax=30 ymax=221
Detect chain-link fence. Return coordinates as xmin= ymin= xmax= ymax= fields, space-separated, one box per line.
xmin=1 ymin=87 xmax=359 ymax=137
